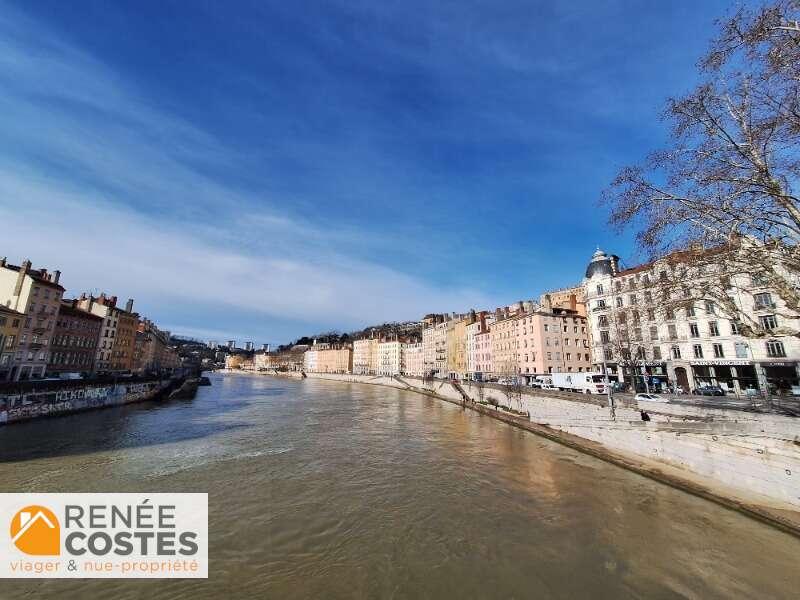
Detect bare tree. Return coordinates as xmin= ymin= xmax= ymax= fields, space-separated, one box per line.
xmin=603 ymin=1 xmax=800 ymax=336
xmin=497 ymin=359 xmax=525 ymax=413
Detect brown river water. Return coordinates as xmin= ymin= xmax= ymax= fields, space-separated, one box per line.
xmin=0 ymin=372 xmax=798 ymax=599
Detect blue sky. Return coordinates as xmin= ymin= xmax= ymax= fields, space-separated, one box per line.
xmin=0 ymin=0 xmax=748 ymax=344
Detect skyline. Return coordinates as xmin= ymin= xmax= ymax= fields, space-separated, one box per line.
xmin=0 ymin=0 xmax=747 ymax=344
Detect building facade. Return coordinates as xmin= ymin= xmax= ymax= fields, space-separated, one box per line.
xmin=353 ymin=338 xmax=378 ymax=375
xmin=0 ymin=306 xmax=23 ymax=381
xmin=133 ymin=318 xmax=177 ymax=374
xmin=76 ymin=294 xmax=138 ymax=373
xmin=465 ymin=311 xmax=494 ymax=379
xmin=401 ymin=342 xmax=424 ymax=376
xmin=583 ymin=248 xmax=800 ymax=394
xmin=0 ymin=259 xmax=64 ymax=380
xmin=377 ymin=340 xmax=402 ymax=376
xmin=314 ymin=347 xmax=352 ymax=374
xmin=48 ymin=300 xmax=103 ymax=375
xmin=516 ymin=309 xmax=592 ymax=375
xmin=446 ymin=318 xmax=467 ymax=379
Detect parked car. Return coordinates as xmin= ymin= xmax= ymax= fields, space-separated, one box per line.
xmin=692 ymin=385 xmax=726 ymax=396
xmin=635 ymin=393 xmax=668 ymax=403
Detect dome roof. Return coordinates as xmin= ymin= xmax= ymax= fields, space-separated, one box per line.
xmin=585 ymin=247 xmax=614 ymax=279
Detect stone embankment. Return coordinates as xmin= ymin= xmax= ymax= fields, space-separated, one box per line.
xmin=0 ymin=375 xmax=186 ymax=425
xmin=241 ymin=369 xmax=800 ymax=536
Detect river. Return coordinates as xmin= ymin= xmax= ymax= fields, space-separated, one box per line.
xmin=0 ymin=372 xmax=798 ymax=599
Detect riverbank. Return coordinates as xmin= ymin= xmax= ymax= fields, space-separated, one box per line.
xmin=0 ymin=376 xmax=186 ymax=424
xmin=231 ymin=369 xmax=800 ymax=537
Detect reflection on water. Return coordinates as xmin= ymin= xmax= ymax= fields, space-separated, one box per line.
xmin=1 ymin=372 xmax=799 ymax=599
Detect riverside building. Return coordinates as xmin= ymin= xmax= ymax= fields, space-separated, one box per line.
xmin=465 ymin=311 xmax=494 ymax=380
xmin=76 ymin=294 xmax=138 ymax=373
xmin=0 ymin=258 xmax=64 ymax=380
xmin=0 ymin=305 xmax=23 ymax=381
xmin=48 ymin=299 xmax=103 ymax=375
xmin=377 ymin=340 xmax=401 ymax=376
xmin=401 ymin=341 xmax=424 ymax=376
xmin=353 ymin=338 xmax=378 ymax=375
xmin=582 ymin=248 xmax=800 ymax=394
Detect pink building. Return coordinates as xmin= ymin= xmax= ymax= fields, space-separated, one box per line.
xmin=517 ymin=308 xmax=592 ymax=375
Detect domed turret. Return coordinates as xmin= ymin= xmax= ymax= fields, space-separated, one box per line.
xmin=584 ymin=247 xmax=614 ymax=279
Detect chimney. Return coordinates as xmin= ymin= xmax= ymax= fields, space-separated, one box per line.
xmin=569 ymin=294 xmax=577 ymax=311
xmin=0 ymin=257 xmax=6 ymax=267
xmin=110 ymin=295 xmax=117 ymax=307
xmin=53 ymin=270 xmax=61 ymax=285
xmin=125 ymin=298 xmax=134 ymax=313
xmin=13 ymin=259 xmax=31 ymax=300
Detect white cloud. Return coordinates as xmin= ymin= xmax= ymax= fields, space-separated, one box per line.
xmin=0 ymin=170 xmax=491 ymax=334
xmin=0 ymin=3 xmax=495 ymax=338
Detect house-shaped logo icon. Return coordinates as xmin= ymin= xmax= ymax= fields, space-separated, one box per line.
xmin=9 ymin=505 xmax=60 ymax=555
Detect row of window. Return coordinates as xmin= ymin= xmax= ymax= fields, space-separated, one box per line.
xmin=600 ymin=340 xmax=785 ymax=361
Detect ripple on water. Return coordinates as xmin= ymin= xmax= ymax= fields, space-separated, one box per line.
xmin=0 ymin=372 xmax=798 ymax=600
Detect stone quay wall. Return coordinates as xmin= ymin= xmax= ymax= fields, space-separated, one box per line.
xmin=0 ymin=378 xmax=176 ymax=425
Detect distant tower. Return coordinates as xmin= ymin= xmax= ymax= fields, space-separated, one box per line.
xmin=261 ymin=343 xmax=270 ymax=352
xmin=227 ymin=340 xmax=235 ymax=349
xmin=245 ymin=341 xmax=254 ymax=351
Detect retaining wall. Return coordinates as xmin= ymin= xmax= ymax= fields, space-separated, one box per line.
xmin=0 ymin=378 xmax=176 ymax=424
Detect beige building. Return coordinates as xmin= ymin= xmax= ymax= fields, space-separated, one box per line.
xmin=254 ymin=351 xmax=276 ymax=371
xmin=225 ymin=352 xmax=254 ymax=370
xmin=433 ymin=319 xmax=450 ymax=377
xmin=401 ymin=342 xmax=424 ymax=376
xmin=0 ymin=259 xmax=64 ymax=380
xmin=353 ymin=338 xmax=378 ymax=375
xmin=540 ymin=285 xmax=587 ymax=317
xmin=133 ymin=318 xmax=177 ymax=374
xmin=491 ymin=312 xmax=521 ymax=376
xmin=446 ymin=318 xmax=467 ymax=378
xmin=0 ymin=305 xmax=24 ymax=381
xmin=76 ymin=293 xmax=138 ymax=373
xmin=317 ymin=347 xmax=352 ymax=374
xmin=377 ymin=340 xmax=401 ymax=376
xmin=422 ymin=324 xmax=436 ymax=375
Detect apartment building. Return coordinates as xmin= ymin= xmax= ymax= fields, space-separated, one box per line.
xmin=0 ymin=259 xmax=64 ymax=380
xmin=76 ymin=294 xmax=138 ymax=373
xmin=490 ymin=311 xmax=521 ymax=376
xmin=401 ymin=342 xmax=424 ymax=376
xmin=48 ymin=299 xmax=103 ymax=375
xmin=516 ymin=308 xmax=591 ymax=375
xmin=0 ymin=305 xmax=23 ymax=381
xmin=353 ymin=338 xmax=378 ymax=375
xmin=433 ymin=319 xmax=450 ymax=377
xmin=583 ymin=247 xmax=800 ymax=394
xmin=446 ymin=318 xmax=467 ymax=378
xmin=377 ymin=340 xmax=402 ymax=376
xmin=465 ymin=311 xmax=494 ymax=379
xmin=422 ymin=324 xmax=436 ymax=375
xmin=315 ymin=347 xmax=352 ymax=374
xmin=133 ymin=318 xmax=177 ymax=373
